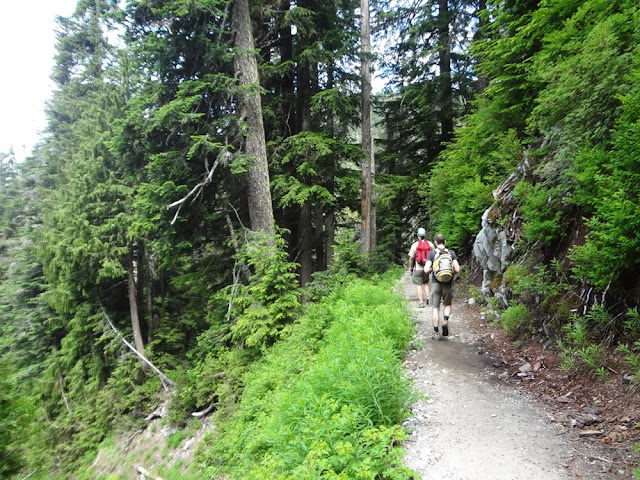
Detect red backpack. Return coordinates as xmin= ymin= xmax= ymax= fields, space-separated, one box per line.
xmin=415 ymin=240 xmax=430 ymax=265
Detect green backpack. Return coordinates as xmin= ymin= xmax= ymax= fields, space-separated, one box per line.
xmin=433 ymin=248 xmax=454 ymax=282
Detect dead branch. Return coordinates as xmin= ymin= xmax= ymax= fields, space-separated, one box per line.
xmin=227 ymin=261 xmax=241 ymax=324
xmin=218 ymin=1 xmax=230 ymax=46
xmin=136 ymin=466 xmax=165 ymax=480
xmin=57 ymin=369 xmax=72 ymax=414
xmin=167 ymin=156 xmax=222 ymax=225
xmin=570 ymin=446 xmax=612 ymax=463
xmin=100 ymin=307 xmax=175 ymax=390
xmin=191 ymin=403 xmax=215 ymax=418
xmin=600 ymin=274 xmax=613 ymax=306
xmin=225 ymin=211 xmax=251 ymax=282
xmin=144 ymin=403 xmax=166 ymax=421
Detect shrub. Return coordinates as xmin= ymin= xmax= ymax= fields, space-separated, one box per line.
xmin=617 ymin=308 xmax=640 ymax=381
xmin=197 ymin=273 xmax=416 ymax=479
xmin=559 ymin=310 xmax=611 ymax=378
xmin=501 ymin=304 xmax=531 ymax=338
xmin=513 ymin=181 xmax=567 ymax=245
xmin=502 ymin=264 xmax=528 ymax=289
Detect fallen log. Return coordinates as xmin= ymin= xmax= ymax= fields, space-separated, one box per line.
xmin=191 ymin=402 xmax=214 ymax=418
xmin=136 ymin=465 xmax=164 ymax=480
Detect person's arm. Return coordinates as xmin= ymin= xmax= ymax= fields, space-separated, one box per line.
xmin=408 ymin=244 xmax=416 ymax=272
xmin=424 ymin=259 xmax=433 ymax=274
xmin=453 ymin=259 xmax=461 ymax=274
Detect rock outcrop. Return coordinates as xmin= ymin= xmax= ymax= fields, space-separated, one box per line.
xmin=472 ymin=156 xmax=531 ymax=306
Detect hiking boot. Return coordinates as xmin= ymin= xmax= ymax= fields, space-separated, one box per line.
xmin=442 ymin=324 xmax=448 ymax=337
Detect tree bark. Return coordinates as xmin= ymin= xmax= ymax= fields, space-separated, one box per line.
xmin=299 ymin=200 xmax=313 ymax=286
xmin=325 ymin=66 xmax=336 ymax=267
xmin=360 ymin=0 xmax=376 ymax=254
xmin=128 ymin=246 xmax=146 ymax=364
xmin=438 ymin=0 xmax=454 ymax=144
xmin=143 ymin=242 xmax=156 ymax=344
xmin=294 ymin=1 xmax=315 ymax=284
xmin=232 ymin=0 xmax=276 ymax=237
xmin=475 ymin=0 xmax=488 ymax=93
xmin=280 ymin=0 xmax=296 ymax=137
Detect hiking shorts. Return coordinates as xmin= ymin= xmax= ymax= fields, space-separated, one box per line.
xmin=431 ymin=281 xmax=453 ymax=308
xmin=411 ymin=268 xmax=428 ymax=285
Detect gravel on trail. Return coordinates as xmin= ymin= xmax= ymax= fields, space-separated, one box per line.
xmin=399 ymin=272 xmax=611 ymax=480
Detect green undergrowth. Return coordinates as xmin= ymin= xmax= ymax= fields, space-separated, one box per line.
xmin=196 ymin=270 xmax=417 ymax=479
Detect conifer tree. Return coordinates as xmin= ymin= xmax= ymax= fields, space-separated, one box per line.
xmin=232 ymin=0 xmax=276 ymax=237
xmin=257 ymin=0 xmax=363 ymax=282
xmin=360 ymin=0 xmax=376 ymax=255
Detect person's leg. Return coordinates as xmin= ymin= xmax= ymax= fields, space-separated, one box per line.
xmin=424 ymin=278 xmax=430 ymax=305
xmin=432 ymin=306 xmax=439 ymax=330
xmin=441 ymin=286 xmax=453 ymax=336
xmin=431 ymin=282 xmax=442 ymax=332
xmin=412 ymin=270 xmax=425 ymax=306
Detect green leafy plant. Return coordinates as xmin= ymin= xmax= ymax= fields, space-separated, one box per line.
xmin=197 ymin=273 xmax=416 ymax=479
xmin=616 ymin=341 xmax=640 ymax=382
xmin=560 ymin=311 xmax=611 ymax=378
xmin=513 ymin=181 xmax=567 ymax=245
xmin=500 ymin=303 xmax=532 ymax=338
xmin=502 ymin=264 xmax=528 ymax=289
xmin=166 ymin=431 xmax=187 ymax=449
xmin=623 ymin=308 xmax=640 ymax=339
xmin=577 ymin=344 xmax=607 ymax=379
xmin=467 ymin=285 xmax=484 ymax=305
xmin=229 ymin=231 xmax=301 ymax=350
xmin=558 ymin=344 xmax=577 ymax=372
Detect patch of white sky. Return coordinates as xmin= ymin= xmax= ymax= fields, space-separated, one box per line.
xmin=0 ymin=0 xmax=78 ymax=161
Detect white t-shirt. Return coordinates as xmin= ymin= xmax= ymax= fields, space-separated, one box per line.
xmin=409 ymin=239 xmax=434 ymax=271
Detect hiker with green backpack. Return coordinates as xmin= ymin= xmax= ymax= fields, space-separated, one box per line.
xmin=408 ymin=227 xmax=435 ymax=308
xmin=425 ymin=233 xmax=460 ymax=337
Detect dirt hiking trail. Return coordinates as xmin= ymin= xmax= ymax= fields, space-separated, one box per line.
xmin=399 ymin=273 xmax=636 ymax=479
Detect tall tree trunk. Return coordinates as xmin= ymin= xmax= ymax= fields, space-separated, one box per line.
xmin=297 ymin=76 xmax=313 ymax=284
xmin=325 ymin=207 xmax=335 ymax=267
xmin=360 ymin=0 xmax=376 ymax=254
xmin=475 ymin=0 xmax=488 ymax=93
xmin=280 ymin=0 xmax=296 ymax=137
xmin=325 ymin=65 xmax=336 ymax=267
xmin=143 ymin=242 xmax=156 ymax=344
xmin=232 ymin=0 xmax=276 ymax=237
xmin=299 ymin=200 xmax=313 ymax=286
xmin=295 ymin=5 xmax=314 ymax=284
xmin=314 ymin=204 xmax=326 ymax=272
xmin=438 ymin=0 xmax=454 ymax=145
xmin=128 ymin=246 xmax=146 ymax=365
